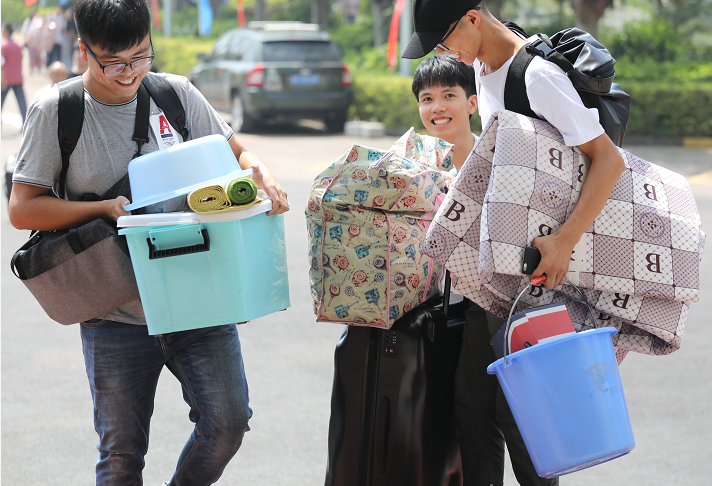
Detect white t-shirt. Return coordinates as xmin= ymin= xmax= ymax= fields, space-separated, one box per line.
xmin=474 ymin=36 xmax=604 ymax=147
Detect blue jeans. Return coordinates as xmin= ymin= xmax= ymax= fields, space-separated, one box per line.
xmin=1 ymin=84 xmax=27 ymax=123
xmin=80 ymin=321 xmax=252 ymax=486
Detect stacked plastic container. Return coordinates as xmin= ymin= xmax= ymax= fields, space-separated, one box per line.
xmin=117 ymin=135 xmax=290 ymax=335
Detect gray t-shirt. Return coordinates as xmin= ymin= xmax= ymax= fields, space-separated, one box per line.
xmin=13 ymin=73 xmax=234 ymax=325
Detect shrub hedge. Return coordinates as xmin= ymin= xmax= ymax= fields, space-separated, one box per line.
xmin=624 ymin=82 xmax=712 ymax=138
xmin=153 ymin=37 xmax=712 ymax=138
xmin=152 ymin=35 xmax=215 ymax=77
xmin=349 ymin=73 xmax=712 ymax=138
xmin=348 ymin=73 xmax=483 ymax=134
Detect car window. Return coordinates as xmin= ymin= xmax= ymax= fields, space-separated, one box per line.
xmin=262 ymin=41 xmax=341 ymax=62
xmin=226 ymin=36 xmax=244 ymax=60
xmin=241 ymin=38 xmax=257 ymax=62
xmin=212 ymin=34 xmax=235 ymax=60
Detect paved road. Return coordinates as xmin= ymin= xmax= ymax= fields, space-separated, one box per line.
xmin=2 ymin=67 xmax=711 ymax=485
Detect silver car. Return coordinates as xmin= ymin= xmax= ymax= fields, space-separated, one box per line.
xmin=189 ymin=22 xmax=353 ymax=133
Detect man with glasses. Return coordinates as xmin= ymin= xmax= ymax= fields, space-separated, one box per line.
xmin=403 ymin=1 xmax=625 ymax=485
xmin=9 ymin=0 xmax=288 ymax=484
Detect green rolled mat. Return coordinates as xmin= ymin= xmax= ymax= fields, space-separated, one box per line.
xmin=226 ymin=177 xmax=258 ymax=205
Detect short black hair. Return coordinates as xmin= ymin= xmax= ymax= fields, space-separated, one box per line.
xmin=412 ymin=55 xmax=477 ymax=102
xmin=3 ymin=24 xmax=14 ymax=36
xmin=74 ymin=0 xmax=151 ymax=53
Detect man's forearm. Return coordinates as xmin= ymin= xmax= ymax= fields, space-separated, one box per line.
xmin=556 ymin=134 xmax=625 ymax=246
xmin=9 ymin=184 xmax=126 ymax=231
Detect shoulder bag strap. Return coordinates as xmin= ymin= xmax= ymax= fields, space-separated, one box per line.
xmin=57 ymin=76 xmax=85 ymax=199
xmin=141 ymin=72 xmax=190 ymax=140
xmin=10 ymin=231 xmax=41 ymax=279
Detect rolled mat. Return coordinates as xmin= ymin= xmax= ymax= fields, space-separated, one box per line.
xmin=226 ymin=177 xmax=258 ymax=205
xmin=187 ymin=178 xmax=263 ymax=214
xmin=187 ymin=184 xmax=232 ymax=213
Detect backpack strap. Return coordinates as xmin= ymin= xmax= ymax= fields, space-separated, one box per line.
xmin=57 ymin=76 xmax=85 ymax=199
xmin=56 ymin=74 xmax=188 ymax=200
xmin=502 ymin=18 xmax=577 ymax=121
xmin=503 ymin=44 xmax=540 ymax=120
xmin=500 ymin=17 xmax=529 ymax=38
xmin=132 ymin=83 xmax=151 ymax=159
xmin=141 ymin=72 xmax=190 ymax=140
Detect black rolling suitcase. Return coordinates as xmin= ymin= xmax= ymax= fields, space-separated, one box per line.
xmin=325 ymin=274 xmax=464 ymax=486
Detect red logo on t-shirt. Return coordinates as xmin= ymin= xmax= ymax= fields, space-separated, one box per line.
xmin=159 ymin=115 xmax=173 ymax=139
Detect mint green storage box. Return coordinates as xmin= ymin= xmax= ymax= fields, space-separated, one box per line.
xmin=118 ymin=201 xmax=289 ymax=335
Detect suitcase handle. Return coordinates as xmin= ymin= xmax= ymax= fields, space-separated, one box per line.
xmin=146 ymin=229 xmax=211 ymax=260
xmin=375 ymin=396 xmax=390 ymax=474
xmin=443 ymin=270 xmax=451 ymax=318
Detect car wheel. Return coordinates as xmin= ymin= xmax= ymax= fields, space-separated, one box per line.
xmin=231 ymin=94 xmax=256 ymax=133
xmin=325 ymin=112 xmax=347 ymax=133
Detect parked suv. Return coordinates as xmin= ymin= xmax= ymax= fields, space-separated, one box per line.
xmin=189 ymin=21 xmax=353 ymax=133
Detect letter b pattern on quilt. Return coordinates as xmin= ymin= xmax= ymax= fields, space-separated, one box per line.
xmin=421 ymin=110 xmax=706 ymax=356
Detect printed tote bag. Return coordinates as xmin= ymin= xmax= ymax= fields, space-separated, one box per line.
xmin=306 ymin=129 xmax=454 ymax=328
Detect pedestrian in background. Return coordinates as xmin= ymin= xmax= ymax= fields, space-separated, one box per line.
xmin=1 ymin=23 xmax=27 ymax=124
xmin=32 ymin=60 xmax=68 ymax=104
xmin=68 ymin=40 xmax=88 ymax=78
xmin=44 ymin=5 xmax=66 ymax=66
xmin=21 ymin=9 xmax=43 ymax=74
xmin=62 ymin=7 xmax=77 ymax=68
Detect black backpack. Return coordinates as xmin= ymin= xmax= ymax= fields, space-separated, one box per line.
xmin=501 ymin=19 xmax=631 ymax=147
xmin=56 ymin=72 xmax=190 ymax=202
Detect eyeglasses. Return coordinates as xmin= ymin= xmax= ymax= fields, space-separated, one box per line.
xmin=436 ymin=8 xmax=480 ymax=52
xmin=84 ymin=40 xmax=155 ymax=76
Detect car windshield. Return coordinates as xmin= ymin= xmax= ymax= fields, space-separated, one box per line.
xmin=263 ymin=41 xmax=341 ymax=62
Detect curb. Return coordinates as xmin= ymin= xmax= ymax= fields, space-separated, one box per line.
xmin=683 ymin=138 xmax=712 ymax=148
xmin=581 ymin=135 xmax=712 ymax=148
xmin=688 ymin=170 xmax=712 ymax=185
xmin=623 ymin=136 xmax=712 ymax=148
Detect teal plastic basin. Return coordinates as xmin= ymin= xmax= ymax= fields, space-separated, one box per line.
xmin=118 ymin=201 xmax=290 ymax=334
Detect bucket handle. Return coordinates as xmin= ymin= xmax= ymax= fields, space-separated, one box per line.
xmin=503 ymin=276 xmax=597 ymax=364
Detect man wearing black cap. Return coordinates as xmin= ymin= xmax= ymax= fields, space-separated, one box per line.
xmin=404 ymin=1 xmax=625 ymax=485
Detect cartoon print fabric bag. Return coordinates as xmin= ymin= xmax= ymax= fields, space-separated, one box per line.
xmin=306 ymin=129 xmax=452 ymax=328
xmin=421 ymin=109 xmax=705 ymax=356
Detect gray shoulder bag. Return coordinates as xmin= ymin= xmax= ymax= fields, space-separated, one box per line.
xmin=9 ymin=77 xmax=153 ymax=325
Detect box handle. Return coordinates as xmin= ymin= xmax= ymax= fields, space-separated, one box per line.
xmin=146 ymin=229 xmax=210 ymax=260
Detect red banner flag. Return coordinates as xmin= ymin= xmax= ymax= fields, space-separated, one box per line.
xmin=387 ymin=0 xmax=406 ymax=71
xmin=150 ymin=0 xmax=161 ymax=28
xmin=237 ymin=0 xmax=246 ymax=27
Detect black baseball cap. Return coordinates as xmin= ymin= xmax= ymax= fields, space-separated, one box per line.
xmin=402 ymin=0 xmax=482 ymax=59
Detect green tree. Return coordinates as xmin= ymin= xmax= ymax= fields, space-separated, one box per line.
xmin=656 ymin=0 xmax=712 ymax=27
xmin=571 ymin=0 xmax=613 ymax=38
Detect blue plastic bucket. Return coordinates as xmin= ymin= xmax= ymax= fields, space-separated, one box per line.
xmin=487 ymin=327 xmax=635 ymax=478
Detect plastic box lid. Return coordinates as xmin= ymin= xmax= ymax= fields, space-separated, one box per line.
xmin=118 ymin=198 xmax=273 ymax=228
